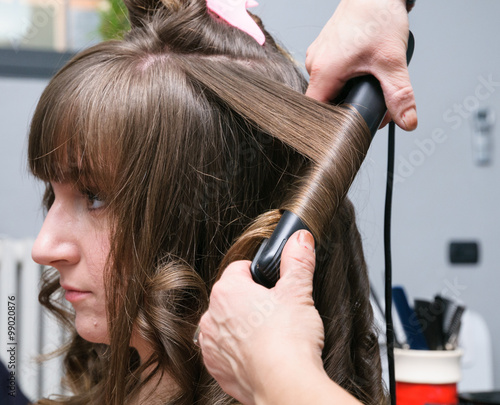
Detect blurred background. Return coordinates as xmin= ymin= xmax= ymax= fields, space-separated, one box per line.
xmin=0 ymin=0 xmax=127 ymax=51
xmin=0 ymin=0 xmax=499 ymax=401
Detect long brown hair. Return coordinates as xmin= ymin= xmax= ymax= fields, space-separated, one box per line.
xmin=28 ymin=0 xmax=385 ymax=403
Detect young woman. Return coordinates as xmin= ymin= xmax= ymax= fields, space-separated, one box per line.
xmin=29 ymin=0 xmax=384 ymax=403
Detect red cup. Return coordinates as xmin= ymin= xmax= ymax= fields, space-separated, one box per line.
xmin=396 ymin=382 xmax=457 ymax=405
xmin=394 ymin=348 xmax=462 ymax=405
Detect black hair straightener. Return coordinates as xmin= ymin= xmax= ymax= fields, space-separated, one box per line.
xmin=251 ymin=32 xmax=415 ymax=289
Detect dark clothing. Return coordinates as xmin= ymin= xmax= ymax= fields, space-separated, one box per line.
xmin=1 ymin=360 xmax=30 ymax=405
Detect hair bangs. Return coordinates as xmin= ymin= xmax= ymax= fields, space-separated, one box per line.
xmin=28 ymin=48 xmax=136 ymax=196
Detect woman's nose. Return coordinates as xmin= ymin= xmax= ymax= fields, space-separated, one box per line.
xmin=31 ymin=204 xmax=80 ymax=267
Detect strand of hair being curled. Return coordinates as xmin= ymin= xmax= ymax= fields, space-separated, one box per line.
xmin=209 ymin=67 xmax=382 ymax=402
xmin=29 ymin=0 xmax=385 ymax=404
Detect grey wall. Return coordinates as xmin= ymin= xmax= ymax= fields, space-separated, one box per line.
xmin=1 ymin=0 xmax=499 ymax=389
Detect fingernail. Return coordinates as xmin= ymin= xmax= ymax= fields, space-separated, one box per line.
xmin=402 ymin=108 xmax=417 ymax=130
xmin=193 ymin=324 xmax=201 ymax=346
xmin=297 ymin=230 xmax=315 ymax=252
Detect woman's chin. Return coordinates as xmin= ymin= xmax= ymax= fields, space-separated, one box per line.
xmin=75 ymin=316 xmax=109 ymax=344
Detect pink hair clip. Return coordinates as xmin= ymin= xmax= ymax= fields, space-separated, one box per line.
xmin=206 ymin=0 xmax=265 ymax=45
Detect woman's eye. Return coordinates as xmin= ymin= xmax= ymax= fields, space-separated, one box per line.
xmin=85 ymin=192 xmax=106 ymax=210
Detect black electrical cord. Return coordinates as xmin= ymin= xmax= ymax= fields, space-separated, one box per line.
xmin=385 ymin=120 xmax=396 ymax=405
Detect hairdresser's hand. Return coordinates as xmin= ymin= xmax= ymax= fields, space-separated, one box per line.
xmin=306 ymin=0 xmax=417 ymax=131
xmin=199 ymin=230 xmax=328 ymax=405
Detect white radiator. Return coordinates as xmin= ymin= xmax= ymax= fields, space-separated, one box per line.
xmin=0 ymin=238 xmax=67 ymax=402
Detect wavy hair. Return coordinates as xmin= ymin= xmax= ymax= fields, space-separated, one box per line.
xmin=28 ymin=0 xmax=385 ymax=403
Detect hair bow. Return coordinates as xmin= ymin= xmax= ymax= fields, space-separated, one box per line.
xmin=206 ymin=0 xmax=265 ymax=45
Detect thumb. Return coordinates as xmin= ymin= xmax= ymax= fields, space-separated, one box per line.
xmin=276 ymin=230 xmax=316 ymax=297
xmin=378 ymin=63 xmax=418 ymax=131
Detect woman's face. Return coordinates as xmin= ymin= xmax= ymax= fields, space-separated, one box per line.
xmin=32 ymin=182 xmax=110 ymax=344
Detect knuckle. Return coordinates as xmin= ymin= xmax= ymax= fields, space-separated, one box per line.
xmin=290 ymin=253 xmax=316 ymax=273
xmin=387 ymin=84 xmax=415 ymax=109
xmin=393 ymin=84 xmax=414 ymax=101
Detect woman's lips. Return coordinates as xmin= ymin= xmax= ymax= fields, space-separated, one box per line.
xmin=64 ymin=289 xmax=91 ymax=303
